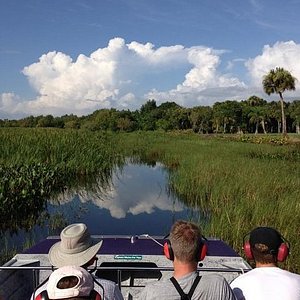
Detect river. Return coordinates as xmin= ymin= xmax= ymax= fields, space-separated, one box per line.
xmin=1 ymin=162 xmax=202 ymax=258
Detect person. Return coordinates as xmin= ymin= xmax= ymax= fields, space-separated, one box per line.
xmin=230 ymin=226 xmax=300 ymax=300
xmin=40 ymin=265 xmax=98 ymax=300
xmin=32 ymin=223 xmax=124 ymax=300
xmin=138 ymin=220 xmax=236 ymax=300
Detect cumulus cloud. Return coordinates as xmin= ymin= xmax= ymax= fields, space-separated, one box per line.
xmin=146 ymin=47 xmax=246 ymax=107
xmin=246 ymin=41 xmax=300 ymax=87
xmin=0 ymin=93 xmax=24 ymax=118
xmin=1 ymin=93 xmax=18 ymax=110
xmin=1 ymin=38 xmax=300 ymax=118
xmin=0 ymin=38 xmax=246 ymax=117
xmin=127 ymin=42 xmax=186 ymax=65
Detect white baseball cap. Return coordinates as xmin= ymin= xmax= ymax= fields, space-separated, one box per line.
xmin=47 ymin=266 xmax=94 ymax=299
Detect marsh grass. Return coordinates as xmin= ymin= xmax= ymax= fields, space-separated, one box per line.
xmin=0 ymin=128 xmax=123 ymax=172
xmin=0 ymin=128 xmax=124 ymax=235
xmin=115 ymin=131 xmax=300 ymax=272
xmin=1 ymin=129 xmax=300 ymax=271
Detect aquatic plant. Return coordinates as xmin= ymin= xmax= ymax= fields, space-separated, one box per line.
xmin=0 ymin=163 xmax=64 ymax=233
xmin=0 ymin=128 xmax=124 ymax=234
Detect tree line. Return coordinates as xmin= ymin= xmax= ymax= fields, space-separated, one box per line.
xmin=1 ymin=97 xmax=300 ymax=134
xmin=1 ymin=67 xmax=299 ymax=134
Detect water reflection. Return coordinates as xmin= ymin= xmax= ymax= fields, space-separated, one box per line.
xmin=49 ymin=162 xmax=201 ymax=235
xmin=1 ymin=162 xmax=202 ymax=260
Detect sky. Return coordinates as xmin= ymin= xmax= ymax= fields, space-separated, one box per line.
xmin=1 ymin=0 xmax=300 ymax=119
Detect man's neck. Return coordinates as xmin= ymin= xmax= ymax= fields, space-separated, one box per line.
xmin=255 ymin=262 xmax=277 ymax=268
xmin=173 ymin=259 xmax=198 ymax=279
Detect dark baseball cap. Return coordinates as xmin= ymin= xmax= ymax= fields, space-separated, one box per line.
xmin=249 ymin=227 xmax=283 ymax=252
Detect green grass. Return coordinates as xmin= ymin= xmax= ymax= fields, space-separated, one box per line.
xmin=0 ymin=128 xmax=123 ymax=172
xmin=115 ymin=131 xmax=300 ymax=272
xmin=0 ymin=128 xmax=124 ymax=233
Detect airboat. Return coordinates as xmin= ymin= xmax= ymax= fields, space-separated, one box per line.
xmin=0 ymin=234 xmax=251 ymax=299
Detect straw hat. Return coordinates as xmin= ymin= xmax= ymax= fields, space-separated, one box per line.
xmin=49 ymin=223 xmax=102 ymax=267
xmin=47 ymin=266 xmax=94 ymax=299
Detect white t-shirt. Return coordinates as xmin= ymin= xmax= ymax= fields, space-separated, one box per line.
xmin=230 ymin=267 xmax=300 ymax=300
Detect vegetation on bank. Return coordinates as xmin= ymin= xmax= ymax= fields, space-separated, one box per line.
xmin=1 ymin=163 xmax=63 ymax=232
xmin=1 ymin=97 xmax=300 ymax=135
xmin=0 ymin=128 xmax=300 ymax=272
xmin=0 ymin=128 xmax=123 ymax=233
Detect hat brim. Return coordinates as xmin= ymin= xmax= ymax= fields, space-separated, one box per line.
xmin=49 ymin=239 xmax=103 ymax=267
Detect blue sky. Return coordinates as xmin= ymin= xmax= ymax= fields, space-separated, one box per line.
xmin=1 ymin=0 xmax=300 ymax=119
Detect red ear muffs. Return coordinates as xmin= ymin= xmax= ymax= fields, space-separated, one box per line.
xmin=198 ymin=242 xmax=207 ymax=261
xmin=163 ymin=240 xmax=207 ymax=261
xmin=243 ymin=237 xmax=290 ymax=262
xmin=277 ymin=243 xmax=289 ymax=262
xmin=243 ymin=241 xmax=253 ymax=260
xmin=35 ymin=290 xmax=49 ymax=300
xmin=164 ymin=240 xmax=174 ymax=261
xmin=90 ymin=289 xmax=102 ymax=300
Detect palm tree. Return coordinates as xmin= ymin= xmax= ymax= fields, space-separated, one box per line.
xmin=262 ymin=67 xmax=296 ymax=135
xmin=267 ymin=101 xmax=282 ymax=133
xmin=247 ymin=95 xmax=266 ymax=107
xmin=248 ymin=106 xmax=267 ymax=134
xmin=288 ymin=100 xmax=300 ymax=134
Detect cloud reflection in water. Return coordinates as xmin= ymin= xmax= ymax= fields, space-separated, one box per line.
xmin=51 ymin=162 xmax=184 ymax=219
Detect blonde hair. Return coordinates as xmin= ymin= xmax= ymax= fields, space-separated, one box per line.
xmin=169 ymin=220 xmax=202 ymax=263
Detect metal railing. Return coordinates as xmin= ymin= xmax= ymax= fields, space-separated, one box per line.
xmin=0 ymin=265 xmax=251 ymax=291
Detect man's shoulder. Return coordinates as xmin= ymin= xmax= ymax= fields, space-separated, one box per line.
xmin=230 ymin=268 xmax=258 ymax=286
xmin=144 ymin=277 xmax=172 ymax=288
xmin=92 ymin=275 xmax=124 ymax=299
xmin=201 ymin=273 xmax=228 ymax=281
xmin=143 ymin=273 xmax=229 ymax=290
xmin=200 ymin=273 xmax=231 ymax=285
xmin=230 ymin=272 xmax=249 ymax=287
xmin=93 ymin=275 xmax=118 ymax=288
xmin=231 ymin=267 xmax=300 ymax=286
xmin=138 ymin=278 xmax=173 ymax=299
xmin=278 ymin=268 xmax=300 ymax=281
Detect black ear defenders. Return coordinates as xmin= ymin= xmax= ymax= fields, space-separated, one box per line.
xmin=163 ymin=238 xmax=207 ymax=261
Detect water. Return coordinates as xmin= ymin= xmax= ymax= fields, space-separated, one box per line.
xmin=1 ymin=162 xmax=202 ymax=255
xmin=48 ymin=162 xmax=201 ymax=235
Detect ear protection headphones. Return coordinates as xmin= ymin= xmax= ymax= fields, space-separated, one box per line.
xmin=163 ymin=238 xmax=207 ymax=261
xmin=243 ymin=228 xmax=290 ymax=262
xmin=35 ymin=289 xmax=101 ymax=300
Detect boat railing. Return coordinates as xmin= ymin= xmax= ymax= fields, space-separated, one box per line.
xmin=0 ymin=265 xmax=251 ymax=291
